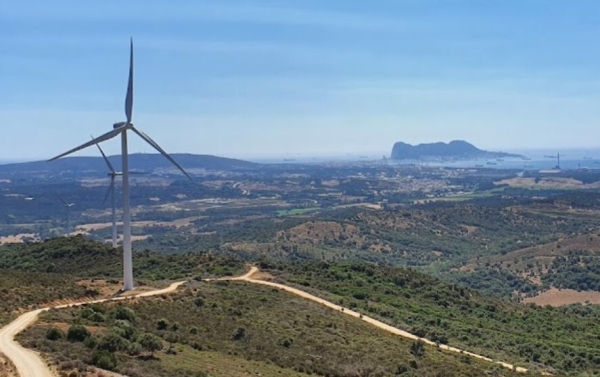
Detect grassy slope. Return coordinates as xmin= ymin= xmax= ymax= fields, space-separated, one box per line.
xmin=463 ymin=233 xmax=600 ymax=292
xmin=0 ymin=270 xmax=88 ymax=326
xmin=0 ymin=236 xmax=243 ymax=280
xmin=264 ymin=260 xmax=600 ymax=375
xmin=0 ymin=236 xmax=243 ymax=326
xmin=20 ymin=282 xmax=524 ymax=377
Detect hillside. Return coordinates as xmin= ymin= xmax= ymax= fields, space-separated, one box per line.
xmin=0 ymin=153 xmax=257 ymax=176
xmin=20 ymin=276 xmax=524 ymax=377
xmin=391 ymin=140 xmax=521 ymax=160
xmin=1 ymin=237 xmax=525 ymax=376
xmin=0 ymin=236 xmax=243 ymax=280
xmin=462 ymin=233 xmax=600 ymax=295
xmin=264 ymin=260 xmax=600 ymax=374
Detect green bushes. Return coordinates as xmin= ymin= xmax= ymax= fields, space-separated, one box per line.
xmin=91 ymin=350 xmax=117 ymax=370
xmin=45 ymin=327 xmax=64 ymax=341
xmin=157 ymin=318 xmax=169 ymax=330
xmin=98 ymin=333 xmax=130 ymax=353
xmin=139 ymin=333 xmax=163 ymax=356
xmin=67 ymin=324 xmax=90 ymax=342
xmin=114 ymin=306 xmax=136 ymax=323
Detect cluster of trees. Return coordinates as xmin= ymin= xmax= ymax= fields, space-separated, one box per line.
xmin=543 ymin=252 xmax=600 ymax=291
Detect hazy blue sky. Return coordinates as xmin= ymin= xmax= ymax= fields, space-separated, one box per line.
xmin=3 ymin=1 xmax=600 ymax=160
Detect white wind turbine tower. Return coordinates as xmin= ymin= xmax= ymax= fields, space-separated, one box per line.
xmin=49 ymin=39 xmax=193 ymax=291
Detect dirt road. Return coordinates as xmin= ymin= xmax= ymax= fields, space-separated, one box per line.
xmin=0 ymin=281 xmax=186 ymax=377
xmin=228 ymin=267 xmax=530 ymax=374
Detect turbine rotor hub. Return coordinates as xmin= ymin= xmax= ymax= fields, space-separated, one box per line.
xmin=113 ymin=122 xmax=132 ymax=129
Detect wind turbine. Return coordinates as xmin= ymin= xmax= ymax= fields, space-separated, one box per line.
xmin=57 ymin=196 xmax=75 ymax=236
xmin=94 ymin=139 xmax=147 ymax=249
xmin=95 ymin=141 xmax=120 ymax=248
xmin=544 ymin=152 xmax=564 ymax=169
xmin=49 ymin=39 xmax=193 ymax=291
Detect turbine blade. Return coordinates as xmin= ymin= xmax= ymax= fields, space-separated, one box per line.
xmin=92 ymin=135 xmax=116 ymax=173
xmin=131 ymin=127 xmax=193 ymax=182
xmin=125 ymin=38 xmax=134 ymax=124
xmin=49 ymin=128 xmax=122 ymax=161
xmin=102 ymin=176 xmax=115 ymax=206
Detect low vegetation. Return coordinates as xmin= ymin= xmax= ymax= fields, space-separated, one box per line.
xmin=262 ymin=260 xmax=600 ymax=375
xmin=20 ymin=281 xmax=525 ymax=377
xmin=0 ymin=270 xmax=88 ymax=326
xmin=0 ymin=235 xmax=243 ymax=280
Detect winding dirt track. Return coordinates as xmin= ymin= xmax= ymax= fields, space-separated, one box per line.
xmin=1 ymin=267 xmax=537 ymax=376
xmin=0 ymin=281 xmax=186 ymax=377
xmin=227 ymin=267 xmax=530 ymax=374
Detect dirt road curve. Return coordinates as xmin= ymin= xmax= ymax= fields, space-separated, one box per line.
xmin=0 ymin=281 xmax=186 ymax=377
xmin=229 ymin=267 xmax=531 ymax=374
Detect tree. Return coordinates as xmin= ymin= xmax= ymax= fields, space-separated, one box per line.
xmin=114 ymin=306 xmax=136 ymax=323
xmin=98 ymin=333 xmax=130 ymax=353
xmin=67 ymin=324 xmax=90 ymax=342
xmin=140 ymin=333 xmax=163 ymax=357
xmin=92 ymin=350 xmax=117 ymax=370
xmin=45 ymin=327 xmax=65 ymax=341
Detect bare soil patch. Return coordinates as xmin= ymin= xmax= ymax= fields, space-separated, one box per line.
xmin=524 ymin=288 xmax=600 ymax=306
xmin=498 ymin=177 xmax=583 ymax=189
xmin=0 ymin=233 xmax=40 ymax=245
xmin=77 ymin=279 xmax=123 ymax=297
xmin=77 ymin=217 xmax=199 ymax=233
xmin=249 ymin=271 xmax=275 ymax=281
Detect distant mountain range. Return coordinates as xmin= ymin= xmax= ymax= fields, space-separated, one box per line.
xmin=391 ymin=140 xmax=522 ymax=160
xmin=0 ymin=153 xmax=257 ymax=175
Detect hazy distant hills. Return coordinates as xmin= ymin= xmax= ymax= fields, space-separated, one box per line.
xmin=391 ymin=140 xmax=522 ymax=160
xmin=0 ymin=153 xmax=257 ymax=175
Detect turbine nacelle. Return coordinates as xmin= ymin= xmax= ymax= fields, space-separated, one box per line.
xmin=113 ymin=122 xmax=131 ymax=129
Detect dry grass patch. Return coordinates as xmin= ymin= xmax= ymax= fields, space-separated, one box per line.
xmin=0 ymin=233 xmax=40 ymax=245
xmin=161 ymin=348 xmax=308 ymax=377
xmin=523 ymin=288 xmax=600 ymax=307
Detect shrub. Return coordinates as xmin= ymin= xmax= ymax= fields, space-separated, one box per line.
xmin=84 ymin=335 xmax=99 ymax=349
xmin=128 ymin=342 xmax=143 ymax=356
xmin=156 ymin=318 xmax=169 ymax=330
xmin=45 ymin=327 xmax=65 ymax=341
xmin=67 ymin=325 xmax=90 ymax=342
xmin=410 ymin=341 xmax=425 ymax=357
xmin=92 ymin=350 xmax=117 ymax=370
xmin=89 ymin=312 xmax=106 ymax=323
xmin=140 ymin=333 xmax=163 ymax=356
xmin=194 ymin=297 xmax=205 ymax=307
xmin=98 ymin=333 xmax=130 ymax=353
xmin=231 ymin=327 xmax=246 ymax=341
xmin=114 ymin=306 xmax=136 ymax=323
